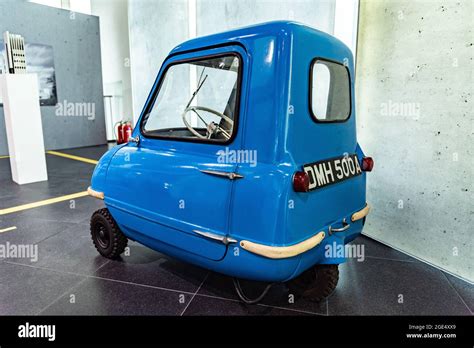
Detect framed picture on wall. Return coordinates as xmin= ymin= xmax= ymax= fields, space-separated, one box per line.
xmin=0 ymin=42 xmax=58 ymax=106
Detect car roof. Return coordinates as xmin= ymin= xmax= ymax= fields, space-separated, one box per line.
xmin=169 ymin=20 xmax=349 ymax=56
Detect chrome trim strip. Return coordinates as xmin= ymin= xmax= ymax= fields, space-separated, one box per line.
xmin=200 ymin=169 xmax=243 ymax=180
xmin=193 ymin=229 xmax=238 ymax=245
xmin=329 ymin=218 xmax=350 ymax=234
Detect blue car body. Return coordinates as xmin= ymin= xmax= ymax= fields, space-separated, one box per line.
xmin=89 ymin=21 xmax=369 ymax=282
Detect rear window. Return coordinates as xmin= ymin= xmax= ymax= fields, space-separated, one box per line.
xmin=310 ymin=59 xmax=351 ymax=122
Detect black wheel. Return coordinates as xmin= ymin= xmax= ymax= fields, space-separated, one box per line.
xmin=90 ymin=208 xmax=128 ymax=259
xmin=287 ymin=264 xmax=339 ymax=302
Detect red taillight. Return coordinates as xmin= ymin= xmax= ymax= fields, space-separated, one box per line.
xmin=293 ymin=171 xmax=310 ymax=192
xmin=362 ymin=157 xmax=374 ymax=172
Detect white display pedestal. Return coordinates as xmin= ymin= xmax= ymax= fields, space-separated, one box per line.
xmin=0 ymin=74 xmax=48 ymax=184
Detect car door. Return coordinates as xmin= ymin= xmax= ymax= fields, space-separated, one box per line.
xmin=105 ymin=46 xmax=247 ymax=261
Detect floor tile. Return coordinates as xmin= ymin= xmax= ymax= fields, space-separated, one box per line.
xmin=0 ymin=262 xmax=85 ymax=315
xmin=197 ymin=272 xmax=327 ymax=315
xmin=183 ymin=295 xmax=313 ymax=316
xmin=95 ymin=242 xmax=209 ymax=293
xmin=41 ymin=277 xmax=191 ymax=315
xmin=0 ymin=180 xmax=45 ymax=200
xmin=443 ymin=273 xmax=474 ymax=313
xmin=0 ymin=214 xmax=71 ymax=245
xmin=357 ymin=234 xmax=414 ymax=262
xmin=328 ymin=257 xmax=472 ymax=315
xmin=13 ymin=196 xmax=105 ymax=224
xmin=18 ymin=174 xmax=91 ymax=196
xmin=58 ymin=144 xmax=111 ymax=161
xmin=0 ymin=156 xmax=95 ymax=207
xmin=5 ymin=222 xmax=108 ymax=275
xmin=0 ymin=189 xmax=54 ymax=209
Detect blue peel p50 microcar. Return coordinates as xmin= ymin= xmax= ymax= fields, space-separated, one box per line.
xmin=88 ymin=21 xmax=373 ymax=303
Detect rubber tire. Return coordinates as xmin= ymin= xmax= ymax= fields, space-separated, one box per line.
xmin=287 ymin=264 xmax=339 ymax=302
xmin=90 ymin=208 xmax=128 ymax=259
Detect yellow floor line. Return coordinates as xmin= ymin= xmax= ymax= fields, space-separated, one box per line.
xmin=0 ymin=191 xmax=89 ymax=215
xmin=46 ymin=151 xmax=98 ymax=165
xmin=1 ymin=151 xmax=99 ymax=164
xmin=0 ymin=226 xmax=17 ymax=233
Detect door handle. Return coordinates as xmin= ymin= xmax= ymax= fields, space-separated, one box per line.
xmin=200 ymin=169 xmax=243 ymax=180
xmin=193 ymin=230 xmax=237 ymax=245
xmin=328 ymin=219 xmax=350 ymax=234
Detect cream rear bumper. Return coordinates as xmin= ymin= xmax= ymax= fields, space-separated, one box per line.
xmin=240 ymin=204 xmax=370 ymax=259
xmin=240 ymin=231 xmax=326 ymax=259
xmin=351 ymin=204 xmax=370 ymax=222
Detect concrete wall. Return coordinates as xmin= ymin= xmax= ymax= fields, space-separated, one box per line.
xmin=197 ymin=0 xmax=335 ymax=37
xmin=128 ymin=0 xmax=189 ymax=121
xmin=356 ymin=0 xmax=473 ymax=281
xmin=128 ymin=0 xmax=337 ymax=121
xmin=0 ymin=0 xmax=106 ymax=155
xmin=91 ymin=0 xmax=133 ymax=140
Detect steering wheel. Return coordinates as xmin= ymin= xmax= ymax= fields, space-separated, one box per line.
xmin=182 ymin=106 xmax=234 ymax=140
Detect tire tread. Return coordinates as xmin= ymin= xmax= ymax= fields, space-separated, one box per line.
xmin=90 ymin=208 xmax=128 ymax=259
xmin=288 ymin=264 xmax=339 ymax=302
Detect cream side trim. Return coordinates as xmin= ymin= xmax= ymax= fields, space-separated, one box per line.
xmin=239 ymin=231 xmax=326 ymax=259
xmin=88 ymin=186 xmax=104 ymax=200
xmin=351 ymin=204 xmax=370 ymax=222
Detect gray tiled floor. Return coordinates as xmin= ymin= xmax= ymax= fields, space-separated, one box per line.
xmin=94 ymin=243 xmax=209 ymax=293
xmin=0 ymin=145 xmax=472 ymax=316
xmin=40 ymin=276 xmax=194 ymax=316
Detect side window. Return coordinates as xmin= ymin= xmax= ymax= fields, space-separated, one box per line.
xmin=310 ymin=59 xmax=351 ymax=122
xmin=142 ymin=55 xmax=240 ymax=142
